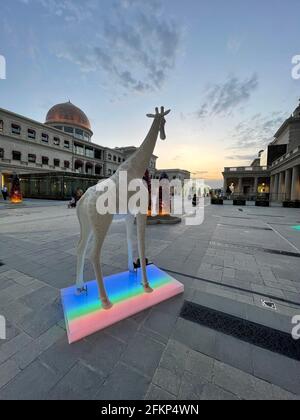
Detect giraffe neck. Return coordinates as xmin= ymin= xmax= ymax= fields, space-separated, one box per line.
xmin=126 ymin=118 xmax=160 ymax=177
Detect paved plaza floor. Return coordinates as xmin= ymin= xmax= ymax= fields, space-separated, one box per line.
xmin=0 ymin=198 xmax=300 ymax=400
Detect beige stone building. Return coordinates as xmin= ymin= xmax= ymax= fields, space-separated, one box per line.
xmin=223 ymin=101 xmax=300 ymax=203
xmin=0 ymin=102 xmax=190 ymax=199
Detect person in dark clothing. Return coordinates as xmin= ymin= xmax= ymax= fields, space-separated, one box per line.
xmin=1 ymin=185 xmax=8 ymax=201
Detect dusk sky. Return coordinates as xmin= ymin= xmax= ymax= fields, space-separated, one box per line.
xmin=1 ymin=0 xmax=300 ymax=187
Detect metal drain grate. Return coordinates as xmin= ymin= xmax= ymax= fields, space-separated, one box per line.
xmin=180 ymin=301 xmax=300 ymax=361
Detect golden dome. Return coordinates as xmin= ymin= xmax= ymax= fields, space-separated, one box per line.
xmin=45 ymin=101 xmax=92 ymax=132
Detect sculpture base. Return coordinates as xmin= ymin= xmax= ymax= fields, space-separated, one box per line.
xmin=61 ymin=264 xmax=184 ymax=344
xmin=147 ymin=215 xmax=182 ymax=225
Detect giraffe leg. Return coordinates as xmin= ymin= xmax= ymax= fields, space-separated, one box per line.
xmin=91 ymin=214 xmax=114 ymax=309
xmin=126 ymin=214 xmax=135 ymax=272
xmin=76 ymin=203 xmax=92 ymax=291
xmin=76 ymin=217 xmax=92 ymax=291
xmin=136 ymin=213 xmax=153 ymax=293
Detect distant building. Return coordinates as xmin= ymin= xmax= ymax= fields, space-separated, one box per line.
xmin=0 ymin=102 xmax=190 ymax=199
xmin=154 ymin=169 xmax=191 ymax=182
xmin=223 ymin=100 xmax=300 ymax=202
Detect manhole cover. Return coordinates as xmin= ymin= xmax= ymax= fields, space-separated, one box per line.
xmin=261 ymin=299 xmax=277 ymax=311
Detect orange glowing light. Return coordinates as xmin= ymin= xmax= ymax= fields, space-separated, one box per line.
xmin=10 ymin=191 xmax=23 ymax=204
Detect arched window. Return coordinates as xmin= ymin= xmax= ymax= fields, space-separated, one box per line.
xmin=75 ymin=160 xmax=84 ymax=173
xmin=95 ymin=165 xmax=102 ymax=175
xmin=0 ymin=120 xmax=3 ymax=133
xmin=86 ymin=162 xmax=93 ymax=175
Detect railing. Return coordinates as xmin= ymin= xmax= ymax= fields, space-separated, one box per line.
xmin=272 ymin=146 xmax=300 ymax=167
xmin=224 ymin=166 xmax=268 ymax=173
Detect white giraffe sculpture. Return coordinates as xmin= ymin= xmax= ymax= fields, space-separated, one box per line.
xmin=75 ymin=107 xmax=171 ymax=310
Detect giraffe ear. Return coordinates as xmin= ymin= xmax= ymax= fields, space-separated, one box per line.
xmin=147 ymin=114 xmax=156 ymax=118
xmin=163 ymin=109 xmax=171 ymax=116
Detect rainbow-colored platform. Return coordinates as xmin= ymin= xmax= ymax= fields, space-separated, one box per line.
xmin=292 ymin=225 xmax=300 ymax=231
xmin=61 ymin=264 xmax=184 ymax=344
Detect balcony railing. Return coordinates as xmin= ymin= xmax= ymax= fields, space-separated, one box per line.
xmin=271 ymin=146 xmax=300 ymax=167
xmin=224 ymin=166 xmax=268 ymax=173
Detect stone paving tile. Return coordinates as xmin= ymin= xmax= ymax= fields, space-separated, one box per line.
xmin=95 ymin=362 xmax=151 ymax=400
xmin=121 ymin=332 xmax=165 ymax=378
xmin=13 ymin=325 xmax=66 ymax=369
xmin=18 ymin=300 xmax=63 ymax=339
xmin=0 ymin=332 xmax=33 ymax=364
xmin=200 ymin=383 xmax=239 ymax=400
xmin=252 ymin=347 xmax=300 ymax=395
xmin=145 ymin=384 xmax=177 ymax=400
xmin=0 ymin=361 xmax=62 ymax=400
xmin=82 ymin=331 xmax=126 ymax=377
xmin=47 ymin=362 xmax=106 ymax=400
xmin=0 ymin=359 xmax=21 ymax=389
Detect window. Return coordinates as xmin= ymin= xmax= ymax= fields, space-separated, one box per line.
xmin=84 ymin=132 xmax=90 ymax=141
xmin=118 ymin=157 xmax=121 ymax=163
xmin=42 ymin=156 xmax=49 ymax=165
xmin=95 ymin=149 xmax=102 ymax=160
xmin=85 ymin=147 xmax=94 ymax=158
xmin=64 ymin=140 xmax=70 ymax=149
xmin=95 ymin=165 xmax=102 ymax=175
xmin=28 ymin=129 xmax=36 ymax=139
xmin=54 ymin=126 xmax=63 ymax=131
xmin=53 ymin=137 xmax=60 ymax=146
xmin=11 ymin=124 xmax=21 ymax=135
xmin=0 ymin=120 xmax=3 ymax=133
xmin=54 ymin=159 xmax=60 ymax=167
xmin=12 ymin=151 xmax=21 ymax=161
xmin=74 ymin=143 xmax=84 ymax=155
xmin=108 ymin=169 xmax=112 ymax=175
xmin=108 ymin=153 xmax=112 ymax=161
xmin=64 ymin=126 xmax=74 ymax=134
xmin=64 ymin=161 xmax=70 ymax=169
xmin=28 ymin=154 xmax=36 ymax=163
xmin=41 ymin=133 xmax=49 ymax=143
xmin=0 ymin=148 xmax=4 ymax=158
xmin=113 ymin=156 xmax=117 ymax=162
xmin=75 ymin=129 xmax=84 ymax=140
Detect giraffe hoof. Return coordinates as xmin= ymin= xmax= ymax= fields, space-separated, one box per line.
xmin=101 ymin=299 xmax=113 ymax=310
xmin=144 ymin=285 xmax=153 ymax=294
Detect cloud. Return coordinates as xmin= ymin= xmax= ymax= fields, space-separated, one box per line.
xmin=19 ymin=0 xmax=98 ymax=22
xmin=229 ymin=111 xmax=287 ymax=151
xmin=54 ymin=1 xmax=182 ymax=94
xmin=226 ymin=154 xmax=257 ymax=161
xmin=196 ymin=74 xmax=258 ymax=119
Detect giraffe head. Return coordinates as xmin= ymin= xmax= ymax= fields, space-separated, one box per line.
xmin=147 ymin=106 xmax=171 ymax=140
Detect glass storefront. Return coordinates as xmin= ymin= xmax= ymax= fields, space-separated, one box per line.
xmin=20 ymin=172 xmax=103 ymax=200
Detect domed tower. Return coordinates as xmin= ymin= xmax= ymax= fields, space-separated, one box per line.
xmin=45 ymin=101 xmax=93 ymax=142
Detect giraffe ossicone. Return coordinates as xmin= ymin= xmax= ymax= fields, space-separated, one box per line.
xmin=75 ymin=107 xmax=171 ymax=310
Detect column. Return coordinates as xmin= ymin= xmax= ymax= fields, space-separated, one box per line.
xmin=238 ymin=178 xmax=243 ymax=195
xmin=278 ymin=172 xmax=284 ymax=202
xmin=273 ymin=174 xmax=279 ymax=202
xmin=270 ymin=175 xmax=275 ymax=195
xmin=284 ymin=169 xmax=293 ymax=201
xmin=223 ymin=177 xmax=227 ymax=193
xmin=253 ymin=178 xmax=258 ymax=195
xmin=291 ymin=165 xmax=300 ymax=201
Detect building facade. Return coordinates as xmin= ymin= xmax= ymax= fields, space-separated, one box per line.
xmin=223 ymin=101 xmax=300 ymax=202
xmin=0 ymin=102 xmax=190 ymax=199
